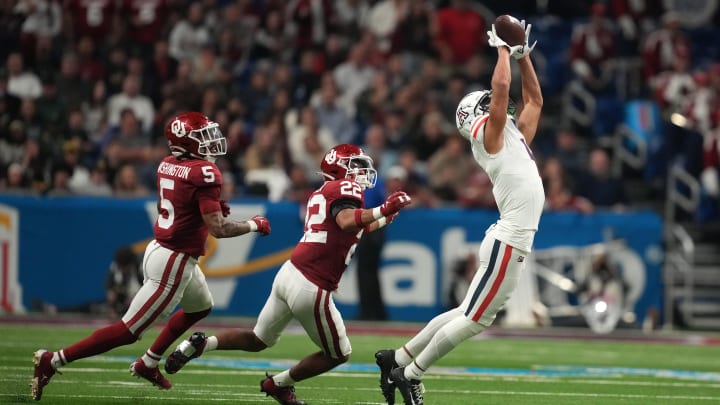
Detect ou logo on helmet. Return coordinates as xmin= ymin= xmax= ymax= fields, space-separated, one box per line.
xmin=324 ymin=149 xmax=337 ymax=164
xmin=171 ymin=119 xmax=187 ymax=137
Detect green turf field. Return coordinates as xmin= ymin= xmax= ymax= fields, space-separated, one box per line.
xmin=1 ymin=322 xmax=719 ymax=404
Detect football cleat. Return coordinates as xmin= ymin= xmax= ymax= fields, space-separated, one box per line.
xmin=390 ymin=367 xmax=424 ymax=405
xmin=165 ymin=331 xmax=207 ymax=374
xmin=260 ymin=373 xmax=307 ymax=405
xmin=375 ymin=349 xmax=398 ymax=404
xmin=32 ymin=349 xmax=58 ymax=401
xmin=130 ymin=358 xmax=172 ymax=389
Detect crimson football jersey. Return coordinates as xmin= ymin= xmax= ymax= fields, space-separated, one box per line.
xmin=291 ymin=179 xmax=366 ymax=291
xmin=64 ymin=0 xmax=118 ymax=39
xmin=153 ymin=156 xmax=222 ymax=257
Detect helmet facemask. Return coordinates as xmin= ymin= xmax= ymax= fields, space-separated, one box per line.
xmin=189 ymin=122 xmax=227 ymax=162
xmin=346 ymin=155 xmax=377 ymax=189
xmin=474 ymin=90 xmax=517 ymax=117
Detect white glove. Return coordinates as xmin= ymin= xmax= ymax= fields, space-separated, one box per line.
xmin=487 ymin=24 xmax=523 ymax=55
xmin=511 ymin=20 xmax=537 ymax=60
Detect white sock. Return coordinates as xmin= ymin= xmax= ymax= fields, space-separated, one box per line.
xmin=411 ymin=316 xmax=485 ymax=379
xmin=206 ymin=336 xmax=218 ymax=351
xmin=51 ymin=351 xmax=66 ymax=369
xmin=142 ymin=350 xmax=161 ymax=368
xmin=399 ymin=308 xmax=462 ymax=366
xmin=273 ymin=370 xmax=295 ymax=387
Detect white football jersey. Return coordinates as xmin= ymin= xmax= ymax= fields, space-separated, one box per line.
xmin=457 ymin=111 xmax=545 ymax=252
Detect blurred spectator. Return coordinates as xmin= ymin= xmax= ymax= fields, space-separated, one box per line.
xmin=63 ymin=0 xmax=119 ymax=44
xmin=362 ymin=123 xmax=397 ymax=175
xmin=104 ymin=46 xmax=128 ymax=95
xmin=74 ymin=36 xmax=105 ymax=82
xmin=335 ymin=0 xmax=370 ymax=40
xmin=0 ymin=120 xmax=28 ymax=166
xmin=356 ymin=70 xmax=393 ymax=125
xmin=394 ymin=149 xmax=436 ymax=207
xmin=569 ymin=3 xmax=617 ymax=94
xmin=14 ymin=0 xmax=62 ymax=63
xmin=650 ymin=45 xmax=694 ymax=116
xmin=610 ymin=0 xmax=661 ymax=55
xmin=333 ymin=44 xmax=376 ymax=111
xmin=59 ymin=139 xmax=91 ymax=192
xmin=168 ymin=2 xmax=211 ymax=62
xmin=243 ymin=124 xmax=290 ymax=201
xmin=240 ymin=67 xmax=273 ymax=124
xmin=293 ymin=49 xmax=323 ymax=105
xmin=545 ymin=177 xmax=594 ymax=214
xmin=0 ymin=162 xmax=36 ymax=195
xmin=112 ymin=162 xmax=149 ymax=197
xmin=283 ymin=163 xmax=316 ymax=204
xmin=6 ymin=51 xmax=42 ymax=99
xmin=104 ymin=245 xmax=142 ymax=318
xmin=36 ymin=75 xmax=65 ymax=129
xmin=447 ymin=251 xmax=478 ymax=309
xmin=122 ymin=0 xmax=169 ymax=59
xmin=553 ymin=127 xmax=588 ymax=179
xmin=642 ymin=11 xmax=691 ymax=82
xmin=457 ymin=167 xmax=496 ymax=209
xmin=434 ymin=0 xmax=486 ymax=65
xmin=288 ymin=106 xmax=335 ymax=180
xmin=287 ymin=0 xmax=333 ymax=54
xmin=391 ymin=0 xmax=434 ymax=57
xmin=73 ymin=159 xmax=113 ymax=197
xmin=82 ymin=80 xmax=109 ymax=143
xmin=101 ymin=108 xmax=153 ymax=178
xmin=426 ymin=134 xmax=475 ymax=202
xmin=413 ymin=110 xmax=449 ymax=161
xmin=106 ymin=75 xmax=155 ymax=134
xmin=18 ymin=98 xmax=44 ymax=140
xmin=576 ymin=148 xmax=627 ymax=210
xmin=314 ymin=78 xmax=357 ymax=144
xmin=366 ymin=0 xmax=408 ymax=52
xmin=55 ymin=52 xmax=90 ymax=110
xmin=162 ymin=60 xmax=202 ymax=113
xmin=45 ymin=161 xmax=74 ymax=196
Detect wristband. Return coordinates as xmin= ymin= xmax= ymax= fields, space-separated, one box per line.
xmin=372 ymin=206 xmax=383 ymax=220
xmin=376 ymin=216 xmax=388 ymax=228
xmin=354 ymin=209 xmax=365 ymax=228
xmin=246 ymin=220 xmax=258 ymax=232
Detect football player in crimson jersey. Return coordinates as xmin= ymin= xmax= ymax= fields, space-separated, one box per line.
xmin=164 ymin=144 xmax=412 ymax=405
xmin=31 ymin=112 xmax=271 ymax=400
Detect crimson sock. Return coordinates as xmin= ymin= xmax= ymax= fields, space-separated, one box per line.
xmin=62 ymin=320 xmax=137 ymax=363
xmin=149 ymin=308 xmax=211 ymax=355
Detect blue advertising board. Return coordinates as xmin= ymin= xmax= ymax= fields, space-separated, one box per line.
xmin=0 ymin=195 xmax=663 ymax=325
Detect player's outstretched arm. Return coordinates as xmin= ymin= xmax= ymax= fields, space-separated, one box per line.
xmin=335 ymin=191 xmax=411 ymax=232
xmin=484 ymin=26 xmax=513 ymax=154
xmin=202 ymin=211 xmax=271 ymax=238
xmin=516 ymin=56 xmax=543 ymax=145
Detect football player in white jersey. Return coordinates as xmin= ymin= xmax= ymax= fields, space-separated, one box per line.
xmin=375 ymin=20 xmax=544 ymax=405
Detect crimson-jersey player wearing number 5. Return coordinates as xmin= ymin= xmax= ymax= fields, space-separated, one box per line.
xmin=163 ymin=144 xmax=411 ymax=405
xmin=31 ymin=112 xmax=270 ymax=400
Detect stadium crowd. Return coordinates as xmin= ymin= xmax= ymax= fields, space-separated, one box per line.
xmin=1 ymin=0 xmax=719 ymax=221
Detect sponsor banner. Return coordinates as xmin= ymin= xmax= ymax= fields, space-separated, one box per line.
xmin=0 ymin=195 xmax=663 ymax=324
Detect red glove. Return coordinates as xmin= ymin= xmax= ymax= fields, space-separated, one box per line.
xmin=219 ymin=199 xmax=231 ymax=217
xmin=379 ymin=191 xmax=412 ymax=217
xmin=250 ymin=215 xmax=271 ymax=236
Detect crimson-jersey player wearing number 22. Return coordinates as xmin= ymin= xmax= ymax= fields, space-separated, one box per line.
xmin=164 ymin=144 xmax=412 ymax=405
xmin=31 ymin=112 xmax=271 ymax=401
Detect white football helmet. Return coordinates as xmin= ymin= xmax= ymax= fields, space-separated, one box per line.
xmin=455 ymin=90 xmax=517 ymax=139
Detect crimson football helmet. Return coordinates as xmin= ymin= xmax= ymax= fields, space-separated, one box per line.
xmin=164 ymin=112 xmax=227 ymax=162
xmin=320 ymin=144 xmax=377 ymax=189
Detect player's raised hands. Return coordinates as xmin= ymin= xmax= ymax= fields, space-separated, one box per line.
xmin=379 ymin=191 xmax=412 ymax=217
xmin=248 ymin=215 xmax=271 ymax=236
xmin=511 ymin=20 xmax=537 ymax=60
xmin=487 ymin=25 xmax=523 ymax=55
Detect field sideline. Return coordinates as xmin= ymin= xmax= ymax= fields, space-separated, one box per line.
xmin=1 ymin=316 xmax=719 ymax=404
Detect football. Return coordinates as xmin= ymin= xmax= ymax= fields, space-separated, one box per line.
xmin=494 ymin=14 xmax=526 ymax=46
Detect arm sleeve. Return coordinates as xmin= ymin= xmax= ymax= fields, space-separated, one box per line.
xmin=330 ymin=199 xmax=361 ymax=218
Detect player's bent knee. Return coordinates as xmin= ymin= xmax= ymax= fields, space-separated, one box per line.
xmin=247 ymin=334 xmax=269 ymax=352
